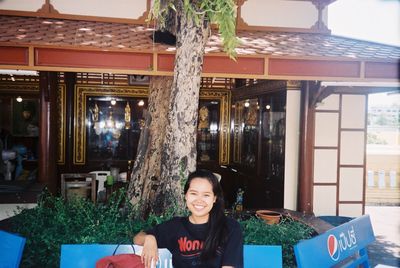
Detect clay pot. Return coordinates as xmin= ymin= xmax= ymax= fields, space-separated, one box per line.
xmin=256 ymin=210 xmax=281 ymax=225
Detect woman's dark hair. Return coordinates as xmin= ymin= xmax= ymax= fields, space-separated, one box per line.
xmin=184 ymin=169 xmax=227 ymax=261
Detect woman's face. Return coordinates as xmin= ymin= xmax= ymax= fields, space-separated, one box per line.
xmin=185 ymin=178 xmax=216 ymax=223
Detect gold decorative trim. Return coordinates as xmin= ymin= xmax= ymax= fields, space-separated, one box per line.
xmin=74 ymin=85 xmax=149 ymax=165
xmin=74 ymin=85 xmax=230 ymax=165
xmin=0 ymin=83 xmax=39 ymax=93
xmin=233 ymin=101 xmax=243 ymax=163
xmin=57 ymin=84 xmax=66 ymax=164
xmin=200 ymin=89 xmax=231 ymax=165
xmin=286 ymin=80 xmax=302 ymax=89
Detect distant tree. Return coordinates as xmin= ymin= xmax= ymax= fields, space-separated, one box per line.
xmin=367 ymin=133 xmax=387 ymax=145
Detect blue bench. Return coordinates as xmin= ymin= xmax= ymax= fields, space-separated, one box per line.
xmin=294 ymin=215 xmax=375 ymax=268
xmin=60 ymin=244 xmax=282 ymax=268
xmin=0 ymin=230 xmax=26 ymax=268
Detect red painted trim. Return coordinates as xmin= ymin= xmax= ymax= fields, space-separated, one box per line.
xmin=0 ymin=46 xmax=29 ymax=65
xmin=35 ymin=48 xmax=153 ymax=70
xmin=269 ymin=59 xmax=360 ymax=77
xmin=365 ymin=62 xmax=399 ymax=79
xmin=157 ymin=54 xmax=175 ymax=72
xmin=204 ymin=56 xmax=264 ymax=75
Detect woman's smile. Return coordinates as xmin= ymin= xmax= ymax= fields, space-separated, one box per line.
xmin=185 ymin=178 xmax=216 ymax=224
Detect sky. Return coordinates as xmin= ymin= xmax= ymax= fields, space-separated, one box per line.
xmin=328 ymin=0 xmax=400 ymax=47
xmin=328 ymin=0 xmax=400 ymax=106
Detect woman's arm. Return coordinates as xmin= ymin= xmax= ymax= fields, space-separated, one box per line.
xmin=133 ymin=231 xmax=159 ymax=268
xmin=133 ymin=231 xmax=147 ymax=245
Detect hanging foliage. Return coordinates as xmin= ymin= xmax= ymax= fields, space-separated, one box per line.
xmin=148 ymin=0 xmax=239 ymax=58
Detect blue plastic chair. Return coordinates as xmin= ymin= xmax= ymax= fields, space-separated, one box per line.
xmin=0 ymin=230 xmax=26 ymax=268
xmin=243 ymin=245 xmax=283 ymax=268
xmin=294 ymin=215 xmax=375 ymax=268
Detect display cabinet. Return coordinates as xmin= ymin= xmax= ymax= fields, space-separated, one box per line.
xmin=231 ymin=89 xmax=286 ymax=208
xmin=73 ymin=85 xmax=230 ymax=166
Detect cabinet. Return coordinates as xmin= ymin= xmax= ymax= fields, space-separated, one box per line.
xmin=231 ymin=90 xmax=286 ymax=209
xmin=0 ymin=94 xmax=39 ymax=181
xmin=73 ymin=85 xmax=231 ymax=169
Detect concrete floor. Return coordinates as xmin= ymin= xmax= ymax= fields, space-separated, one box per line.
xmin=366 ymin=206 xmax=400 ymax=267
xmin=0 ymin=203 xmax=37 ymax=221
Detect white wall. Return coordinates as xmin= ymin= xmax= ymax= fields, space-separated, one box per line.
xmin=284 ymin=89 xmax=301 ymax=210
xmin=241 ymin=0 xmax=321 ymax=29
xmin=313 ymin=94 xmax=367 ymax=217
xmin=0 ymin=0 xmax=44 ymax=11
xmin=51 ymin=0 xmax=147 ymax=19
xmin=0 ymin=0 xmax=148 ymax=20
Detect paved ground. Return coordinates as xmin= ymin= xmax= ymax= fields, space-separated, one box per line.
xmin=366 ymin=206 xmax=400 ymax=267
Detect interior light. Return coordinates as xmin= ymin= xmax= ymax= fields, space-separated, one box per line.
xmin=16 ymin=96 xmax=23 ymax=102
xmin=138 ymin=100 xmax=145 ymax=106
xmin=244 ymin=101 xmax=250 ymax=107
xmin=10 ymin=74 xmax=15 ymax=82
xmin=110 ymin=99 xmax=117 ymax=105
xmin=266 ymin=105 xmax=271 ymax=110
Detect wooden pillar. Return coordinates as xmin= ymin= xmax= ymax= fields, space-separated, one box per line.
xmin=64 ymin=72 xmax=76 ymax=171
xmin=38 ymin=71 xmax=58 ymax=193
xmin=297 ymin=81 xmax=316 ymax=214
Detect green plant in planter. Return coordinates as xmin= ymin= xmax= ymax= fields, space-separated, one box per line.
xmin=240 ymin=216 xmax=314 ymax=267
xmin=10 ymin=189 xmax=313 ymax=267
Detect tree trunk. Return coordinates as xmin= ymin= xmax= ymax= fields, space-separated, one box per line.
xmin=155 ymin=8 xmax=210 ymax=214
xmin=127 ymin=76 xmax=173 ymax=217
xmin=127 ymin=7 xmax=209 ymax=218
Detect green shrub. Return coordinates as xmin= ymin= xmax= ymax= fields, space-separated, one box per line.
xmin=10 ymin=190 xmax=313 ymax=267
xmin=240 ymin=217 xmax=314 ymax=267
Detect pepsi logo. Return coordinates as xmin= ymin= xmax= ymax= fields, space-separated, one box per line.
xmin=327 ymin=234 xmax=340 ymax=261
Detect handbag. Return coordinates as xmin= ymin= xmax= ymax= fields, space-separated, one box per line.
xmin=95 ymin=245 xmax=145 ymax=268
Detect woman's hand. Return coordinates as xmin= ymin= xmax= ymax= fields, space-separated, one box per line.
xmin=141 ymin=234 xmax=159 ymax=268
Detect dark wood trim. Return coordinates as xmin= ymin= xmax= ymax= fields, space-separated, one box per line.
xmin=338 ymin=201 xmax=364 ymax=204
xmin=256 ymin=97 xmax=263 ymax=175
xmin=38 ymin=71 xmax=58 ymax=193
xmin=340 ymin=128 xmax=366 ymax=131
xmin=315 ymin=110 xmax=340 ymax=113
xmin=336 ymin=94 xmax=342 ymax=216
xmin=232 ymin=80 xmax=287 ymax=100
xmin=325 ymin=86 xmax=399 ymax=95
xmin=64 ymin=72 xmax=76 ymax=171
xmin=298 ymin=81 xmax=316 ymax=214
xmin=362 ymin=94 xmax=368 ymax=215
xmin=339 ymin=164 xmax=365 ymax=167
xmin=313 ymin=183 xmax=337 ymax=186
xmin=314 ymin=146 xmax=337 ymax=149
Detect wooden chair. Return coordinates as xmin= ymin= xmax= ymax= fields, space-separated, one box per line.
xmin=61 ymin=173 xmax=96 ymax=202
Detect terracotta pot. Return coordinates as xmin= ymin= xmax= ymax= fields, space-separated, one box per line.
xmin=256 ymin=210 xmax=281 ymax=225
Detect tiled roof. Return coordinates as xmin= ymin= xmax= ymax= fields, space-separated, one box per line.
xmin=1 ymin=15 xmax=399 ymax=61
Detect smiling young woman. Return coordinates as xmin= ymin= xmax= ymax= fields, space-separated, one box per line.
xmin=133 ymin=169 xmax=243 ymax=268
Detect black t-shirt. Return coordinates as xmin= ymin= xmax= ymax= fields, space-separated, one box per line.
xmin=146 ymin=216 xmax=243 ymax=268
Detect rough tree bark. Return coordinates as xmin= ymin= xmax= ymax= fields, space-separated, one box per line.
xmin=127 ymin=76 xmax=173 ymax=217
xmin=127 ymin=4 xmax=210 ymax=217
